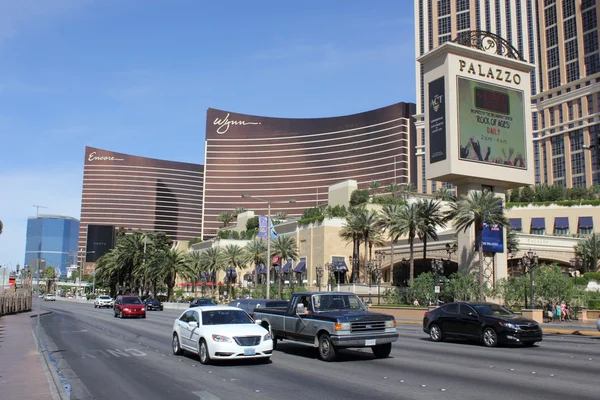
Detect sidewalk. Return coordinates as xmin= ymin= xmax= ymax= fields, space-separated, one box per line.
xmin=0 ymin=312 xmax=65 ymax=400
xmin=397 ymin=318 xmax=600 ymax=336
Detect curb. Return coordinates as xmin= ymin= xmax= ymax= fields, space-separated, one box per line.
xmin=398 ymin=320 xmax=600 ymax=336
xmin=31 ymin=327 xmax=71 ymax=400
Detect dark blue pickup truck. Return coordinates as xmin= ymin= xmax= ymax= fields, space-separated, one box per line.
xmin=253 ymin=291 xmax=398 ymax=361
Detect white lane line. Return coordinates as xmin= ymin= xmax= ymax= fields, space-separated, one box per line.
xmin=192 ymin=390 xmax=222 ymax=400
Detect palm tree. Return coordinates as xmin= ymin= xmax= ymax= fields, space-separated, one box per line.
xmin=199 ymin=247 xmax=226 ymax=297
xmin=375 ymin=204 xmax=401 ymax=285
xmin=399 ymin=183 xmax=416 ymax=199
xmin=367 ymin=231 xmax=386 ymax=263
xmin=271 ymin=235 xmax=299 ymax=297
xmin=452 ymin=190 xmax=507 ymax=300
xmin=387 ymin=202 xmax=423 ymax=283
xmin=434 ymin=187 xmax=456 ymax=202
xmin=234 ymin=207 xmax=247 ymax=220
xmin=187 ymin=251 xmax=204 ymax=296
xmin=355 ymin=206 xmax=380 ymax=282
xmin=217 ymin=211 xmax=235 ymax=228
xmin=339 ymin=208 xmax=364 ymax=282
xmin=417 ymin=199 xmax=448 ymax=265
xmin=386 ymin=183 xmax=400 ymax=199
xmin=161 ymin=249 xmax=194 ymax=301
xmin=368 ymin=180 xmax=382 ymax=199
xmin=223 ymin=244 xmax=245 ymax=281
xmin=243 ymin=239 xmax=267 ymax=268
xmin=115 ymin=233 xmax=146 ymax=293
xmin=273 ymin=211 xmax=287 ymax=224
xmin=576 ymin=233 xmax=600 ymax=272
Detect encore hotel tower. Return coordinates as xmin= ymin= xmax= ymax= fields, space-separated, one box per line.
xmin=202 ymin=103 xmax=417 ymax=237
xmin=79 ymin=146 xmax=204 ymax=265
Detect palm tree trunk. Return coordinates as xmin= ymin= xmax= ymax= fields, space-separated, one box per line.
xmin=478 ymin=229 xmax=485 ymax=301
xmin=422 ymin=237 xmax=428 ymax=268
xmin=409 ymin=238 xmax=415 ymax=283
xmin=364 ymin=239 xmax=369 ymax=283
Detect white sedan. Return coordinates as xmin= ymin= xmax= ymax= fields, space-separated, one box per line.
xmin=172 ymin=306 xmax=273 ymax=365
xmin=94 ymin=295 xmax=114 ymax=308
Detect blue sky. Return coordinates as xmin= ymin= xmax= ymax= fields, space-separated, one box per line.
xmin=0 ymin=0 xmax=416 ymax=269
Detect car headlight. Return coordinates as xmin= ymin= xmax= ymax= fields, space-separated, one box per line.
xmin=334 ymin=323 xmax=351 ymax=331
xmin=212 ymin=334 xmax=232 ymax=343
xmin=141 ymin=308 xmax=145 ymax=311
xmin=385 ymin=320 xmax=397 ymax=328
xmin=263 ymin=332 xmax=272 ymax=341
xmin=499 ymin=322 xmax=519 ymax=330
xmin=123 ymin=308 xmax=130 ymax=311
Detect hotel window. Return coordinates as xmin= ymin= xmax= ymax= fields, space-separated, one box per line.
xmin=582 ymin=9 xmax=597 ymax=32
xmin=577 ymin=98 xmax=583 ymax=119
xmin=516 ymin=0 xmax=523 ymax=53
xmin=585 ymin=54 xmax=600 ymax=76
xmin=457 ymin=12 xmax=470 ymax=31
xmin=533 ymin=113 xmax=538 ymax=131
xmin=567 ymin=61 xmax=580 ymax=82
xmin=548 ymin=69 xmax=561 ymax=89
xmin=531 ymin=218 xmax=545 ymax=235
xmin=547 ymin=47 xmax=560 ymax=69
xmin=587 ymin=95 xmax=595 ymax=116
xmin=509 ymin=218 xmax=523 ymax=232
xmin=438 ymin=0 xmax=451 ymax=16
xmin=572 ymin=152 xmax=585 ymax=175
xmin=506 ymin=0 xmax=513 ymax=43
xmin=438 ymin=16 xmax=451 ymax=35
xmin=485 ymin=0 xmax=491 ymax=29
xmin=534 ymin=141 xmax=541 ymax=182
xmin=565 ymin=40 xmax=578 ymax=62
xmin=419 ymin=0 xmax=424 ymax=55
xmin=544 ymin=4 xmax=557 ymax=26
xmin=572 ymin=174 xmax=586 ymax=187
xmin=570 ymin=130 xmax=583 ymax=151
xmin=567 ymin=101 xmax=574 ymax=121
xmin=475 ymin=0 xmax=481 ymax=30
xmin=438 ymin=34 xmax=452 ymax=45
xmin=546 ymin=26 xmax=558 ymax=47
xmin=553 ymin=217 xmax=569 ymax=236
xmin=495 ymin=0 xmax=502 ymax=37
xmin=562 ymin=0 xmax=576 ymax=18
xmin=563 ymin=18 xmax=576 ymax=41
xmin=428 ymin=0 xmax=433 ymax=50
xmin=584 ymin=31 xmax=599 ymax=55
xmin=456 ymin=0 xmax=469 ymax=12
xmin=553 ymin=157 xmax=565 ymax=179
xmin=559 ymin=106 xmax=564 ymax=124
xmin=550 ymin=109 xmax=556 ymax=128
xmin=578 ymin=217 xmax=594 ymax=235
xmin=582 ymin=0 xmax=596 ymax=9
xmin=541 ymin=112 xmax=546 ymax=129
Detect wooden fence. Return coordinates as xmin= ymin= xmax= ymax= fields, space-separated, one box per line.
xmin=0 ymin=276 xmax=33 ymax=317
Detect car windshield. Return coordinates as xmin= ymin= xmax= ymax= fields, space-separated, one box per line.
xmin=312 ymin=294 xmax=366 ymax=312
xmin=202 ymin=310 xmax=253 ymax=325
xmin=146 ymin=299 xmax=159 ymax=304
xmin=195 ymin=299 xmax=216 ymax=305
xmin=99 ymin=296 xmax=111 ymax=299
xmin=473 ymin=304 xmax=514 ymax=316
xmin=122 ymin=297 xmax=142 ymax=305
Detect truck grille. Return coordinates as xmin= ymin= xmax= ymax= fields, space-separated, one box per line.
xmin=233 ymin=336 xmax=261 ymax=346
xmin=351 ymin=321 xmax=386 ymax=333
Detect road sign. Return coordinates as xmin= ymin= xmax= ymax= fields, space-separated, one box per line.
xmin=434 ymin=285 xmax=441 ymax=294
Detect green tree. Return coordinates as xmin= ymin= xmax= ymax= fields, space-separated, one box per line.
xmin=434 ymin=187 xmax=456 ymax=202
xmin=387 ymin=202 xmax=423 ymax=283
xmin=188 ymin=237 xmax=203 ymax=246
xmin=445 ymin=270 xmax=480 ymax=301
xmin=375 ymin=204 xmax=401 ymax=285
xmin=186 ymin=251 xmax=204 ymax=296
xmin=417 ymin=199 xmax=448 ymax=265
xmin=199 ymin=247 xmax=226 ymax=297
xmin=399 ymin=183 xmax=417 ymax=199
xmin=493 ymin=276 xmax=527 ymax=309
xmin=520 ymin=186 xmax=536 ymax=202
xmin=242 ymin=239 xmax=267 ymax=270
xmin=339 ymin=207 xmax=365 ymax=282
xmin=356 ymin=206 xmax=380 ymax=281
xmin=350 ymin=189 xmax=370 ymax=206
xmin=271 ymin=236 xmax=299 ymax=298
xmin=534 ymin=264 xmax=574 ymax=305
xmin=217 ymin=211 xmax=235 ymax=228
xmin=368 ymin=180 xmax=382 ymax=198
xmin=43 ymin=266 xmax=56 ymax=279
xmin=451 ymin=189 xmax=507 ymax=300
xmin=246 ymin=216 xmax=259 ymax=230
xmin=506 ymin=225 xmax=520 ymax=254
xmin=408 ymin=272 xmax=436 ymax=306
xmin=509 ymin=187 xmax=521 ymax=202
xmin=386 ymin=183 xmax=400 ymax=199
xmin=576 ymin=233 xmax=600 ymax=272
xmin=160 ymin=249 xmax=194 ymax=302
xmin=273 ymin=212 xmax=287 ymax=224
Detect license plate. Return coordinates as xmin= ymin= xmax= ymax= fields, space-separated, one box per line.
xmin=244 ymin=348 xmax=256 ymax=356
xmin=365 ymin=339 xmax=376 ymax=346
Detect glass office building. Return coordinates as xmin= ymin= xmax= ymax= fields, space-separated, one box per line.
xmin=24 ymin=215 xmax=80 ymax=277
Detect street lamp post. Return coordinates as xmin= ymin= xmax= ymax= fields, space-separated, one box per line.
xmin=445 ymin=243 xmax=457 ymax=260
xmin=274 ymin=264 xmax=281 ymax=299
xmin=325 ymin=262 xmax=336 ymax=292
xmin=431 ymin=259 xmax=444 ymax=306
xmin=316 ymin=265 xmax=323 ymax=291
xmin=242 ymin=194 xmax=296 ymax=299
xmin=365 ymin=260 xmax=375 ymax=304
xmin=522 ymin=249 xmax=538 ymax=309
xmin=569 ymin=257 xmax=583 ymax=288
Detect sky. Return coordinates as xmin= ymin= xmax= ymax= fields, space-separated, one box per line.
xmin=0 ymin=0 xmax=416 ymax=270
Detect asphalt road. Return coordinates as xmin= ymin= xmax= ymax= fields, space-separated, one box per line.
xmin=36 ymin=299 xmax=599 ymax=400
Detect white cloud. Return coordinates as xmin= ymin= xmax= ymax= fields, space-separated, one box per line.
xmin=0 ymin=166 xmax=83 ymax=269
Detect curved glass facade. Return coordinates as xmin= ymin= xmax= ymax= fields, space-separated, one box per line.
xmin=24 ymin=215 xmax=79 ymax=276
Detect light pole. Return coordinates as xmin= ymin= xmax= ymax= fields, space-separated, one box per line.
xmin=431 ymin=259 xmax=444 ymax=306
xmin=522 ymin=249 xmax=538 ymax=309
xmin=569 ymin=257 xmax=583 ymax=288
xmin=241 ymin=194 xmax=296 ymax=299
xmin=374 ymin=253 xmax=383 ymax=304
xmin=365 ymin=260 xmax=376 ymax=304
xmin=325 ymin=262 xmax=335 ymax=292
xmin=316 ymin=265 xmax=323 ymax=291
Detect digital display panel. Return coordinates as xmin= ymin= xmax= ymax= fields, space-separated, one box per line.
xmin=457 ymin=77 xmax=526 ymax=169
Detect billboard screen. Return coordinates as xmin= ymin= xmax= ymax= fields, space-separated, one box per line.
xmin=86 ymin=225 xmax=115 ymax=262
xmin=428 ymin=77 xmax=447 ymax=163
xmin=481 ymin=223 xmax=504 ymax=253
xmin=457 ymin=77 xmax=526 ymax=169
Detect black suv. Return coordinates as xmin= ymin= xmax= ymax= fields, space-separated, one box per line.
xmin=228 ymin=298 xmax=289 ymax=318
xmin=189 ymin=298 xmax=217 ymax=307
xmin=423 ymin=301 xmax=542 ymax=347
xmin=143 ymin=298 xmax=163 ymax=311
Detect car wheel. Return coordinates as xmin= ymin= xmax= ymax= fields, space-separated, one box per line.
xmin=257 ymin=357 xmax=271 ymax=364
xmin=372 ymin=343 xmax=392 ymax=359
xmin=142 ymin=314 xmax=146 ymax=319
xmin=94 ymin=304 xmax=97 ymax=308
xmin=172 ymin=334 xmax=183 ymax=355
xmin=482 ymin=327 xmax=498 ymax=347
xmin=113 ymin=310 xmax=117 ymax=318
xmin=429 ymin=324 xmax=443 ymax=342
xmin=522 ymin=341 xmax=536 ymax=347
xmin=272 ymin=336 xmax=278 ymax=350
xmin=318 ymin=334 xmax=337 ymax=362
xmin=199 ymin=339 xmax=211 ymax=365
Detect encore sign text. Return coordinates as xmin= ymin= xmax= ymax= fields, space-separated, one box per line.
xmin=458 ymin=59 xmax=522 ymax=85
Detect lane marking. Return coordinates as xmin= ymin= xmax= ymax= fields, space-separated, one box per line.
xmin=192 ymin=391 xmax=222 ymax=400
xmin=81 ymin=348 xmax=147 ymax=359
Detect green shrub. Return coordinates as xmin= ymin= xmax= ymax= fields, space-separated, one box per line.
xmin=587 ymin=299 xmax=600 ymax=310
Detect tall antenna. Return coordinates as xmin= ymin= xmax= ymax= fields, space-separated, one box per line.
xmin=33 ymin=205 xmax=48 ymax=217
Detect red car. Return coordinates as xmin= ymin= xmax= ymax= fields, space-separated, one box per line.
xmin=113 ymin=295 xmax=146 ymax=318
